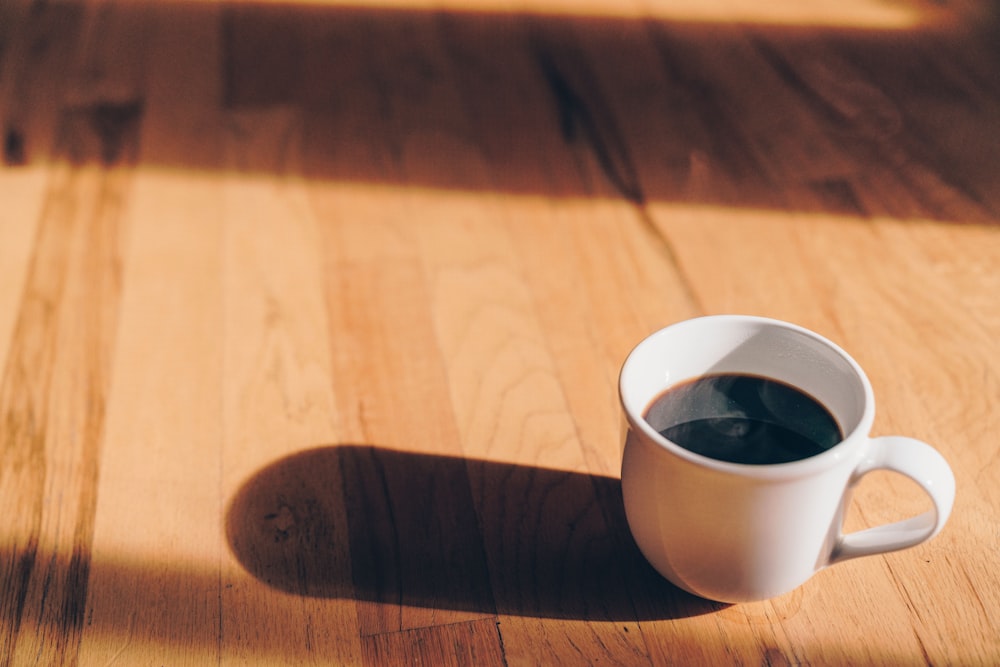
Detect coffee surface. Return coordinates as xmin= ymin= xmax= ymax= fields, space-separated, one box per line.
xmin=643 ymin=373 xmax=842 ymax=465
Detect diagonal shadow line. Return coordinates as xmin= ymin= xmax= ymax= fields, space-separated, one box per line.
xmin=225 ymin=445 xmax=724 ymax=629
xmin=1 ymin=0 xmax=998 ymax=223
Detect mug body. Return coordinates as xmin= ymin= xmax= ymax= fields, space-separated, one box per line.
xmin=619 ymin=316 xmax=875 ymax=603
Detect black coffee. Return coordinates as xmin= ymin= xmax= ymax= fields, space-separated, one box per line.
xmin=643 ymin=373 xmax=842 ymax=465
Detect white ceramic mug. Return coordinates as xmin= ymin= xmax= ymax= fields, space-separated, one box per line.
xmin=619 ymin=315 xmax=955 ymax=603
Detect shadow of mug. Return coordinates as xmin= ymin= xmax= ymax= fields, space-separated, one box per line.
xmin=225 ymin=444 xmax=723 ymax=622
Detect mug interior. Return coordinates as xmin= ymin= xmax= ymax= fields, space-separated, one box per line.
xmin=620 ymin=316 xmax=871 ymax=461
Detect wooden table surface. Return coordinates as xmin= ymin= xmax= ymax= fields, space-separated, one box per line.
xmin=2 ymin=0 xmax=999 ymax=664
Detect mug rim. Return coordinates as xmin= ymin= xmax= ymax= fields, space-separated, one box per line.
xmin=619 ymin=315 xmax=876 ymax=479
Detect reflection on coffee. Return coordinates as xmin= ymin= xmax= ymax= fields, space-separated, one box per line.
xmin=644 ymin=373 xmax=842 ymax=465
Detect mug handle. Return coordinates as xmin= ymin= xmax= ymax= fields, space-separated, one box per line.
xmin=829 ymin=436 xmax=955 ymax=564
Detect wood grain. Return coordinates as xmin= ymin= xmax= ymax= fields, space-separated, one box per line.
xmin=1 ymin=0 xmax=999 ymax=664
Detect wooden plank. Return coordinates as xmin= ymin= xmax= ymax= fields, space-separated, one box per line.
xmin=290 ymin=4 xmax=504 ymax=637
xmin=0 ymin=196 xmax=41 ymax=375
xmin=218 ymin=107 xmax=364 ymax=665
xmin=382 ymin=13 xmax=666 ymax=665
xmin=439 ymin=12 xmax=702 ymax=482
xmin=79 ymin=186 xmax=225 ymax=666
xmin=76 ymin=2 xmax=225 ymax=664
xmin=0 ymin=0 xmax=81 ymax=372
xmin=0 ymin=130 xmax=132 ymax=667
xmin=0 ymin=2 xmax=143 ymax=660
xmin=317 ymin=250 xmax=500 ymax=636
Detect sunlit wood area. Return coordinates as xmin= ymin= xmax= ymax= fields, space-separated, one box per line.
xmin=1 ymin=0 xmax=998 ymax=663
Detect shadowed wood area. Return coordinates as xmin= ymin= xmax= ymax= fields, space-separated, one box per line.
xmin=1 ymin=0 xmax=998 ymax=664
